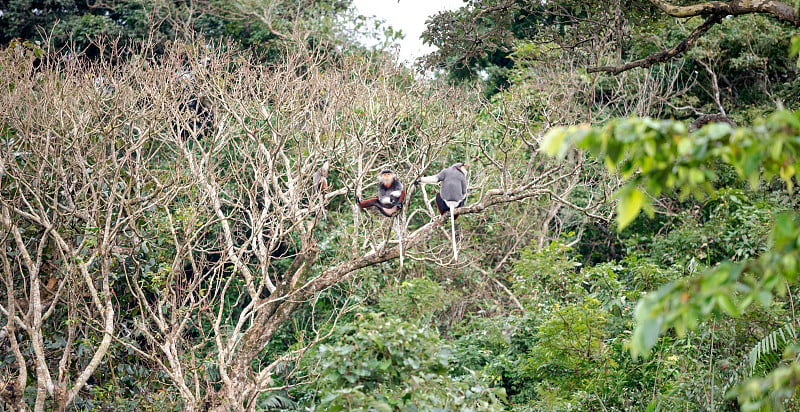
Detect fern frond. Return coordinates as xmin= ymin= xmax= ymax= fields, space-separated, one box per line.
xmin=259 ymin=393 xmax=297 ymax=410
xmin=748 ymin=323 xmax=797 ymax=375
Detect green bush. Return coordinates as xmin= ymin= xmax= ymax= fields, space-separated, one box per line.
xmin=378 ymin=277 xmax=453 ymax=322
xmin=308 ymin=313 xmax=505 ymax=411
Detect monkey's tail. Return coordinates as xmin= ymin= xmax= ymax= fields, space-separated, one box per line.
xmin=450 ymin=208 xmax=458 ymax=261
xmin=394 ymin=217 xmax=404 ymax=269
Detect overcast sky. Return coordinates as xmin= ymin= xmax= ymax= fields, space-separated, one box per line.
xmin=351 ymin=0 xmax=465 ymax=64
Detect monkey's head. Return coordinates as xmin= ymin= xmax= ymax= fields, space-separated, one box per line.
xmin=379 ymin=170 xmax=395 ymax=187
xmin=452 ymin=163 xmax=467 ymax=175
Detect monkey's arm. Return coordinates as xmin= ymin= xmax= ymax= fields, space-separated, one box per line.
xmin=417 ymin=175 xmax=441 ymax=184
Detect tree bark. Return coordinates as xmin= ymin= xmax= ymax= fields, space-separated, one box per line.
xmin=649 ymin=0 xmax=800 ymax=25
xmin=590 ymin=0 xmax=799 ymax=74
xmin=209 ymin=179 xmax=567 ymax=409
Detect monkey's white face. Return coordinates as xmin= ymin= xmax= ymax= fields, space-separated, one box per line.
xmin=380 ymin=173 xmax=394 ymax=187
xmin=457 ymin=165 xmax=467 ymax=175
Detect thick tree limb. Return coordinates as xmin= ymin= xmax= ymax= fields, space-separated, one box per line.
xmin=216 ymin=182 xmax=560 ymax=409
xmin=649 ymin=0 xmax=800 ymax=25
xmin=589 ymin=14 xmax=723 ymax=74
xmin=590 ymin=0 xmax=800 ymax=75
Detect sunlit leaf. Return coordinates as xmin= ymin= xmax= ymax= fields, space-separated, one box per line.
xmin=632 ymin=312 xmax=663 ymax=359
xmin=541 ymin=127 xmax=568 ymax=157
xmin=717 ymin=294 xmax=740 ymax=317
xmin=616 ymin=186 xmax=644 ymax=231
xmin=791 ymin=35 xmax=800 ymax=66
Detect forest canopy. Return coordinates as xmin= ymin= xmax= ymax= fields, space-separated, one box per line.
xmin=1 ymin=0 xmax=800 ymax=411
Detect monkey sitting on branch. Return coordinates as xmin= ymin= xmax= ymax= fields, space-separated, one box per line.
xmin=357 ymin=170 xmax=405 ymax=217
xmin=357 ymin=170 xmax=407 ymax=266
xmin=416 ymin=163 xmax=468 ymax=261
xmin=313 ymin=161 xmax=330 ymax=193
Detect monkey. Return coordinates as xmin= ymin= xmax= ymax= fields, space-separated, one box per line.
xmin=313 ymin=161 xmax=330 ymax=193
xmin=358 ymin=170 xmax=407 ymax=266
xmin=179 ymin=93 xmax=215 ymax=140
xmin=174 ymin=64 xmax=215 ymax=141
xmin=357 ymin=170 xmax=405 ymax=218
xmin=308 ymin=161 xmax=332 ymax=226
xmin=416 ymin=163 xmax=468 ymax=261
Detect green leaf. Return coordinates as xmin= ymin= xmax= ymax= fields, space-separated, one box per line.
xmin=645 ymin=398 xmax=658 ymax=412
xmin=756 ymin=290 xmax=773 ymax=306
xmin=368 ymin=400 xmax=393 ymax=412
xmin=791 ymin=35 xmax=800 ymax=66
xmin=677 ymin=137 xmax=693 ymax=156
xmin=606 ymin=141 xmax=623 ymax=166
xmin=616 ymin=186 xmax=644 ymax=231
xmin=541 ymin=127 xmax=568 ymax=157
xmin=688 ymin=168 xmax=705 ymax=185
xmin=632 ymin=314 xmax=663 ymax=359
xmin=717 ymin=294 xmax=740 ymax=317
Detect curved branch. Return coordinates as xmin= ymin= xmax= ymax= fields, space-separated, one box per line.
xmin=224 ymin=180 xmax=560 ymax=399
xmin=649 ymin=0 xmax=800 ymax=25
xmin=588 ymin=13 xmax=723 ymax=74
xmin=590 ymin=0 xmax=799 ymax=75
xmin=649 ymin=0 xmax=735 ymax=17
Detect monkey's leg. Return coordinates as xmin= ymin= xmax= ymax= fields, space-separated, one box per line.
xmin=358 ymin=197 xmax=379 ymax=209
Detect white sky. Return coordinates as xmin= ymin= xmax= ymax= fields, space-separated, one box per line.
xmin=351 ymin=0 xmax=465 ymax=65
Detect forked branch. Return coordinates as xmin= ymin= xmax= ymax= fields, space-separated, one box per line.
xmin=589 ymin=13 xmax=723 ymax=74
xmin=590 ymin=0 xmax=800 ymax=75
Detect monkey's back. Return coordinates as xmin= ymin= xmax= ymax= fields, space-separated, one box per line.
xmin=439 ymin=168 xmax=467 ymax=202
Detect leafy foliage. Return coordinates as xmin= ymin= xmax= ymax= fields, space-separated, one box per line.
xmin=521 ymin=298 xmax=614 ymax=410
xmin=0 ymin=0 xmax=354 ymax=60
xmin=638 ymin=189 xmax=775 ymax=267
xmin=377 ymin=277 xmax=453 ymax=322
xmin=748 ymin=323 xmax=798 ymax=376
xmin=543 ymin=111 xmax=800 ymax=229
xmin=511 ymin=242 xmax=584 ymax=307
xmin=543 ymin=110 xmax=800 ymax=407
xmin=309 ymin=313 xmax=505 ymax=411
xmin=2 ymin=3 xmax=800 ymax=411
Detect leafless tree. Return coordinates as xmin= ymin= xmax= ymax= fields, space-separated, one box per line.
xmin=0 ymin=40 xmax=175 ymax=411
xmin=0 ymin=38 xmax=609 ymax=410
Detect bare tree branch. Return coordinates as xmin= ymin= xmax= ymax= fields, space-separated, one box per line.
xmin=0 ymin=37 xmax=610 ymax=410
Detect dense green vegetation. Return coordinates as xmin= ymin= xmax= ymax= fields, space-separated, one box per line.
xmin=1 ymin=0 xmax=799 ymax=410
xmin=0 ymin=0 xmax=354 ymax=59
